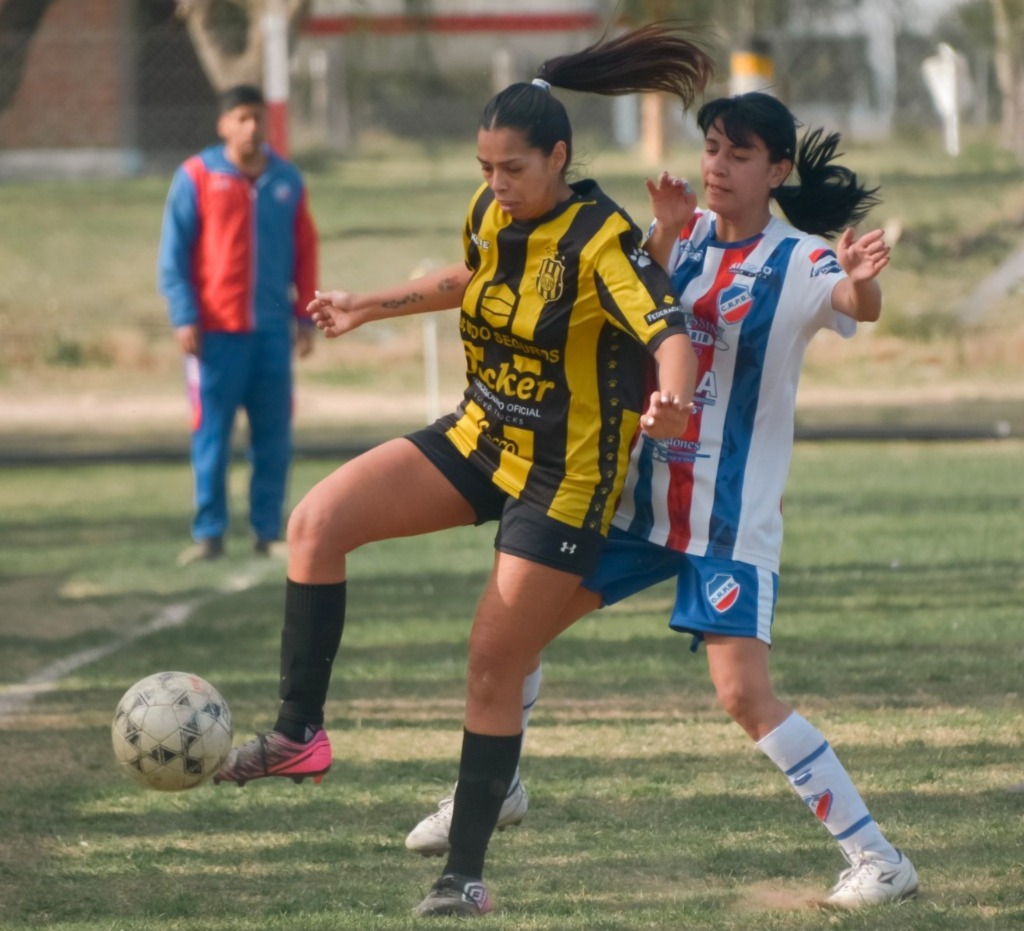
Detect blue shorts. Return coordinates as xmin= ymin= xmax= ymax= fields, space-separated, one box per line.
xmin=582 ymin=527 xmax=779 ymax=647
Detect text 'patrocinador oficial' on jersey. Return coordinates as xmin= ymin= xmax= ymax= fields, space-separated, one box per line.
xmin=434 ymin=180 xmax=687 ymax=533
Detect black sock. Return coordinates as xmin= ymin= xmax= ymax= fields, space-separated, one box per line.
xmin=274 ymin=579 xmax=346 ymax=741
xmin=444 ymin=729 xmax=522 ymax=880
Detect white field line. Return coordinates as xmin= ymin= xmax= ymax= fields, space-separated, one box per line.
xmin=0 ymin=567 xmax=273 ymax=718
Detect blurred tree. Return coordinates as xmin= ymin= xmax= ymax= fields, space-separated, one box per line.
xmin=990 ymin=0 xmax=1024 ymax=159
xmin=0 ymin=0 xmax=59 ymax=113
xmin=173 ymin=0 xmax=309 ymax=91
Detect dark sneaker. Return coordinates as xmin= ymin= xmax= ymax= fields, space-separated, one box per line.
xmin=177 ymin=537 xmax=224 ymax=566
xmin=415 ymin=873 xmax=493 ymax=917
xmin=213 ymin=727 xmax=332 ymax=787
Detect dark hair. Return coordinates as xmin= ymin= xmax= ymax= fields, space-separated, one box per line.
xmin=480 ymin=22 xmax=714 ymax=169
xmin=218 ymin=83 xmax=265 ymax=114
xmin=697 ymin=92 xmax=880 ymax=238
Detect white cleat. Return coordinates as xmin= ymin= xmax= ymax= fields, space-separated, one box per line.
xmin=405 ymin=780 xmax=529 ymax=857
xmin=825 ymin=849 xmax=919 ymax=908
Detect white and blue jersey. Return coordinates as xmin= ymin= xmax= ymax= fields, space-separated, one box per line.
xmin=612 ymin=210 xmax=854 ymax=574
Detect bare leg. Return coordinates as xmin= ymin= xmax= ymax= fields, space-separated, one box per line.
xmin=286 ymin=437 xmax=478 ymax=584
xmin=464 ymin=554 xmax=594 ymax=734
xmin=216 ymin=438 xmax=480 ymax=784
xmin=704 ymin=634 xmax=905 ymax=875
xmin=703 ymin=634 xmax=791 ymax=739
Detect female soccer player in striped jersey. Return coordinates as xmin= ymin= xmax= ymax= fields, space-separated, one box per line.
xmin=408 ymin=92 xmax=919 ymax=910
xmin=214 ymin=23 xmax=714 ymax=918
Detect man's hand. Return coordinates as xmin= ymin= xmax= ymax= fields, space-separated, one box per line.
xmin=174 ymin=324 xmax=200 ymax=356
xmin=294 ymin=325 xmax=315 ymax=357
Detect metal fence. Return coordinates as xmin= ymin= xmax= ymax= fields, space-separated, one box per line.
xmin=0 ymin=0 xmax=998 ymax=177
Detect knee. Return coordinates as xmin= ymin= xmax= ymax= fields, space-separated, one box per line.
xmin=286 ymin=496 xmax=320 ymax=547
xmin=713 ymin=678 xmax=762 ymax=734
xmin=287 ymin=495 xmax=350 ymax=565
xmin=714 ymin=678 xmax=789 ymax=740
xmin=465 ymin=641 xmax=526 ymax=710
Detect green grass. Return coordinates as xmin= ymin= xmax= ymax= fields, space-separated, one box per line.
xmin=1 ymin=441 xmax=1022 ymax=929
xmin=2 ymin=133 xmax=1023 ymax=466
xmin=2 ymin=133 xmax=1023 ymax=385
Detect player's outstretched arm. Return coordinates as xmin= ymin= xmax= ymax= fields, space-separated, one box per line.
xmin=831 ymin=227 xmax=889 ymax=323
xmin=308 ymin=262 xmax=471 ymax=339
xmin=642 ymin=332 xmax=698 ymax=439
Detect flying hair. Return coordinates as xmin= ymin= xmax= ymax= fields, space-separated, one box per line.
xmin=537 ymin=21 xmax=715 ymax=107
xmin=480 ymin=22 xmax=714 ymax=171
xmin=777 ymin=127 xmax=881 ymax=238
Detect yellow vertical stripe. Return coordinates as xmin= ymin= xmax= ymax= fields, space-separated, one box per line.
xmin=509 ymin=200 xmax=588 ymax=342
xmin=444 ymin=400 xmax=486 ymax=457
xmin=497 ymin=426 xmax=535 ymax=497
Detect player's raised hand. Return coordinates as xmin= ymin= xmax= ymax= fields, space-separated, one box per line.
xmin=645 ymin=170 xmax=698 ymax=235
xmin=837 ymin=227 xmax=890 ymax=282
xmin=307 ymin=290 xmax=365 ymax=338
xmin=641 ymin=391 xmax=693 ymax=440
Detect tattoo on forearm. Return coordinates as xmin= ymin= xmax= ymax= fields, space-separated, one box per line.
xmin=382 ymin=291 xmax=425 ymax=309
xmin=437 ymin=277 xmax=459 ymax=293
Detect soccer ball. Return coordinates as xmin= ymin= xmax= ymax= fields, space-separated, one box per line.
xmin=111 ymin=671 xmax=232 ymax=791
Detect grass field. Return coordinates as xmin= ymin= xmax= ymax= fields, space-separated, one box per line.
xmin=1 ymin=440 xmax=1022 ymax=930
xmin=2 ymin=133 xmax=1024 ymax=443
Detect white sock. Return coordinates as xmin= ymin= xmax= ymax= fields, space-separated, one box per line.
xmin=756 ymin=712 xmax=899 ymax=862
xmin=509 ymin=664 xmax=542 ymax=793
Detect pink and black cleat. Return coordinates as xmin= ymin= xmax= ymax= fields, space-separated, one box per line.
xmin=213 ymin=727 xmax=332 ymax=787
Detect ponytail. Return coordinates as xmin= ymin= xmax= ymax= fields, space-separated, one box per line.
xmin=481 ymin=22 xmax=714 ymax=170
xmin=538 ymin=21 xmax=714 ymax=105
xmin=773 ymin=128 xmax=880 ymax=238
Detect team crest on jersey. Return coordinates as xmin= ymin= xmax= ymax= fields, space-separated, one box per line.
xmin=536 ymin=255 xmax=565 ymax=303
xmin=718 ymin=283 xmax=754 ymax=324
xmin=809 ymin=248 xmax=842 ymax=277
xmin=706 ymin=573 xmax=741 ymax=612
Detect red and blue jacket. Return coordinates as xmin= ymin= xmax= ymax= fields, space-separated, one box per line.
xmin=158 ymin=144 xmax=317 ymax=333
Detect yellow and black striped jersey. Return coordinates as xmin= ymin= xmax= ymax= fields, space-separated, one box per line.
xmin=436 ymin=179 xmax=687 ymax=533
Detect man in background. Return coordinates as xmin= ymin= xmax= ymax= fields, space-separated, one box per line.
xmin=158 ymin=84 xmax=318 ymax=564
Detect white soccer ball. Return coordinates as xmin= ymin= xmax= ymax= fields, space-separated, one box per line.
xmin=111 ymin=671 xmax=232 ymax=791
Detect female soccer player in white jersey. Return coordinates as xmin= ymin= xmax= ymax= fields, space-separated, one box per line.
xmin=213 ymin=23 xmax=714 ymax=918
xmin=407 ymin=91 xmax=919 ymax=910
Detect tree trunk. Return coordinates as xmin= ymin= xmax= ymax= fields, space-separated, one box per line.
xmin=176 ymin=0 xmax=308 ymax=94
xmin=990 ymin=0 xmax=1024 ymax=161
xmin=0 ymin=0 xmax=59 ymax=112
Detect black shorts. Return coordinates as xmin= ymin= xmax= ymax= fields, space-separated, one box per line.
xmin=406 ymin=425 xmax=606 ymax=576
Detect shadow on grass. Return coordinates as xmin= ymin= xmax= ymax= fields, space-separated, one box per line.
xmin=4 ymin=741 xmax=1023 ymax=925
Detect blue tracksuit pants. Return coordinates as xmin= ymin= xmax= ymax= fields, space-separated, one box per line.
xmin=187 ymin=330 xmax=293 ymax=543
